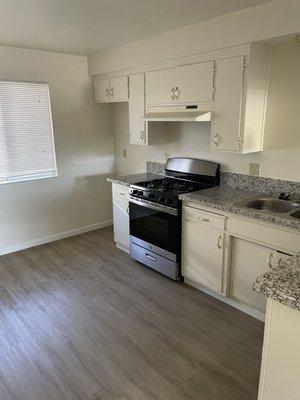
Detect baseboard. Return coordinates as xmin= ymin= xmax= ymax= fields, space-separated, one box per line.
xmin=0 ymin=220 xmax=113 ymax=256
xmin=185 ymin=278 xmax=265 ymax=322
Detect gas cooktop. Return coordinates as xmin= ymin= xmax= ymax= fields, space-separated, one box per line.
xmin=133 ymin=177 xmax=207 ymax=195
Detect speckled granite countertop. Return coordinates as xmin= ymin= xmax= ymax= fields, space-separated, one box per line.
xmin=107 ymin=173 xmax=163 ymax=187
xmin=253 ymin=258 xmax=300 ymax=311
xmin=179 ymin=186 xmax=300 ymax=230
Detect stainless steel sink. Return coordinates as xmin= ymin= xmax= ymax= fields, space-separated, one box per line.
xmin=243 ymin=198 xmax=300 ymax=213
xmin=236 ymin=197 xmax=300 ymax=219
xmin=290 ymin=209 xmax=300 ymax=220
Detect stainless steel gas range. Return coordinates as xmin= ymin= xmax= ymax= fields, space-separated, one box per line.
xmin=129 ymin=158 xmax=220 ymax=281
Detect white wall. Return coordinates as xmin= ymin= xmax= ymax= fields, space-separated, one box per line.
xmin=89 ymin=0 xmax=300 ymax=75
xmin=112 ymin=42 xmax=300 ymax=182
xmin=0 ymin=46 xmax=114 ymax=252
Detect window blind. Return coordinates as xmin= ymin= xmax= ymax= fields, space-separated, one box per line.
xmin=0 ymin=81 xmax=57 ymax=184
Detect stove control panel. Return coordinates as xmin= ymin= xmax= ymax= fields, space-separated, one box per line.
xmin=129 ymin=188 xmax=178 ymax=209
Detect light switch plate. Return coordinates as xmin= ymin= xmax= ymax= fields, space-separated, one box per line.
xmin=249 ymin=163 xmax=261 ymax=176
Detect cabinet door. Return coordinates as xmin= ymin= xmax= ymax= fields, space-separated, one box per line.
xmin=211 ymin=56 xmax=244 ymax=151
xmin=230 ymin=238 xmax=276 ymax=311
xmin=182 ymin=210 xmax=224 ymax=293
xmin=110 ymin=76 xmax=128 ymax=102
xmin=146 ymin=68 xmax=173 ymax=105
xmin=94 ymin=78 xmax=110 ymax=103
xmin=129 ymin=73 xmax=147 ymax=145
xmin=112 ymin=184 xmax=129 ymax=252
xmin=173 ymin=61 xmax=214 ymax=103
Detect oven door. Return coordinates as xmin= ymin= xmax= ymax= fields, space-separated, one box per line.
xmin=129 ymin=198 xmax=180 ymax=260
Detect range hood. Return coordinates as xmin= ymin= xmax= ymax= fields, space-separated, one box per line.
xmin=144 ymin=103 xmax=212 ymax=122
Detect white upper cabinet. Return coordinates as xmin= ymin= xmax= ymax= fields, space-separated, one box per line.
xmin=94 ymin=78 xmax=110 ymax=103
xmin=173 ymin=61 xmax=214 ymax=104
xmin=146 ymin=68 xmax=173 ymax=105
xmin=129 ymin=73 xmax=147 ymax=145
xmin=94 ymin=75 xmax=128 ymax=103
xmin=211 ymin=44 xmax=269 ymax=153
xmin=146 ymin=61 xmax=214 ymax=106
xmin=110 ymin=76 xmax=129 ymax=102
xmin=212 ymin=56 xmax=244 ymax=152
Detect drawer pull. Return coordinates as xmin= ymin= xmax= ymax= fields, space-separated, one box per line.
xmin=146 ymin=253 xmax=156 ymax=261
xmin=199 ymin=217 xmax=210 ymax=222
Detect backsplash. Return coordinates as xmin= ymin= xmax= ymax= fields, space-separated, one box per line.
xmin=146 ymin=161 xmax=300 ymax=199
xmin=221 ymin=172 xmax=300 ymax=200
xmin=146 ymin=161 xmax=166 ymax=175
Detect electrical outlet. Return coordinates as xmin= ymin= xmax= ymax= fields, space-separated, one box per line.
xmin=249 ymin=163 xmax=261 ymax=176
xmin=122 ymin=149 xmax=127 ymax=158
xmin=165 ymin=153 xmax=170 ymax=161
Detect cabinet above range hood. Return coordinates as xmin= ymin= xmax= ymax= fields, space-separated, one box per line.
xmin=144 ymin=103 xmax=212 ymax=122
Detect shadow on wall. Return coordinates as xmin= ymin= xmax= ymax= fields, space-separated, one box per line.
xmin=263 ymin=41 xmax=300 ymax=151
xmin=74 ymin=173 xmax=113 ymax=222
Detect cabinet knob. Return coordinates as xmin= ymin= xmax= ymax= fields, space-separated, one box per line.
xmin=199 ymin=217 xmax=210 ymax=222
xmin=214 ymin=131 xmax=220 ymax=146
xmin=170 ymin=87 xmax=175 ymax=100
xmin=217 ymin=234 xmax=223 ymax=249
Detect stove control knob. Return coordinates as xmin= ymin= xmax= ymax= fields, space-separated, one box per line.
xmin=148 ymin=193 xmax=154 ymax=200
xmin=137 ymin=190 xmax=143 ymax=197
xmin=130 ymin=189 xmax=137 ymax=195
xmin=159 ymin=196 xmax=167 ymax=203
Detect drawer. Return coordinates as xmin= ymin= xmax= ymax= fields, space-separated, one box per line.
xmin=112 ymin=184 xmax=129 ymax=211
xmin=183 ymin=206 xmax=225 ymax=230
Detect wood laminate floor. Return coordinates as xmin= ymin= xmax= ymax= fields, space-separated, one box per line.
xmin=0 ymin=227 xmax=264 ymax=400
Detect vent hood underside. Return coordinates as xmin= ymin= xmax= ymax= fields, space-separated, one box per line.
xmin=144 ymin=103 xmax=212 ymax=122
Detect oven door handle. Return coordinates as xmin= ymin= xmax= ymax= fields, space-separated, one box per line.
xmin=129 ymin=198 xmax=178 ymax=216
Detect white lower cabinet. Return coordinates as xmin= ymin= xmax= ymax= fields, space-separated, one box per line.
xmin=112 ymin=184 xmax=129 ymax=252
xmin=182 ymin=206 xmax=225 ymax=294
xmin=258 ymin=299 xmax=300 ymax=400
xmin=181 ymin=203 xmax=298 ymax=319
xmin=230 ymin=238 xmax=278 ymax=312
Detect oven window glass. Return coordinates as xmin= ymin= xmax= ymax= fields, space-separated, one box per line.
xmin=129 ymin=202 xmax=179 ymax=255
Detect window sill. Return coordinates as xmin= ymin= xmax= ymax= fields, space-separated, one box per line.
xmin=0 ymin=172 xmax=58 ymax=185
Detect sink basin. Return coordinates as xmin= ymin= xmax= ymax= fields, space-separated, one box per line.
xmin=241 ymin=198 xmax=300 ymax=214
xmin=291 ymin=209 xmax=300 ymax=220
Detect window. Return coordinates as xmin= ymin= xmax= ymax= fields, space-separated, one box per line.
xmin=0 ymin=81 xmax=57 ymax=184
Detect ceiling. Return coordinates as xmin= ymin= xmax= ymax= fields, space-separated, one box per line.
xmin=0 ymin=0 xmax=272 ymax=56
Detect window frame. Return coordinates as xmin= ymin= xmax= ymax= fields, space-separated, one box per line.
xmin=0 ymin=80 xmax=58 ymax=185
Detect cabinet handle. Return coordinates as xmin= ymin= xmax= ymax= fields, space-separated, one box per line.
xmin=110 ymin=87 xmax=114 ymax=97
xmin=170 ymin=87 xmax=175 ymax=100
xmin=198 ymin=217 xmax=210 ymax=222
xmin=217 ymin=234 xmax=223 ymax=249
xmin=214 ymin=131 xmax=220 ymax=146
xmin=267 ymin=253 xmax=275 ymax=269
xmin=146 ymin=253 xmax=156 ymax=261
xmin=174 ymin=86 xmax=179 ymax=100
